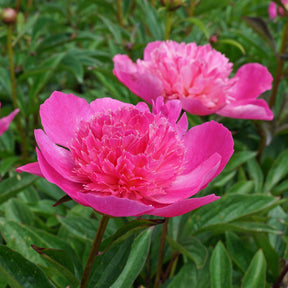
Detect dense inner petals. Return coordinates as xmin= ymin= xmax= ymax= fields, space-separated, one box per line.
xmin=69 ymin=106 xmax=186 ymax=202
xmin=141 ymin=42 xmax=235 ymax=109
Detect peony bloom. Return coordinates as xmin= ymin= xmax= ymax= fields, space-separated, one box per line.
xmin=268 ymin=0 xmax=288 ymax=19
xmin=0 ymin=103 xmax=19 ymax=135
xmin=113 ymin=41 xmax=273 ymax=120
xmin=17 ymin=91 xmax=234 ymax=217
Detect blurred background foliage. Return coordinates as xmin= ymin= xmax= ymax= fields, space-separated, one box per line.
xmin=0 ymin=0 xmax=288 ymax=287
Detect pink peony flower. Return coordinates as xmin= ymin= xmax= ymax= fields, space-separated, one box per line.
xmin=0 ymin=103 xmax=19 ymax=135
xmin=17 ymin=91 xmax=234 ymax=217
xmin=268 ymin=0 xmax=288 ymax=18
xmin=113 ymin=41 xmax=273 ymax=120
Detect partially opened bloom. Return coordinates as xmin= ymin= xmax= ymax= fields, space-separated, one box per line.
xmin=113 ymin=41 xmax=273 ymax=120
xmin=17 ymin=91 xmax=234 ymax=217
xmin=268 ymin=0 xmax=288 ymax=19
xmin=0 ymin=103 xmax=19 ymax=136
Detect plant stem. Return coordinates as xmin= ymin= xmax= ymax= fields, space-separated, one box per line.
xmin=116 ymin=0 xmax=124 ymax=27
xmin=269 ymin=19 xmax=288 ymax=109
xmin=164 ymin=10 xmax=174 ymax=40
xmin=7 ymin=24 xmax=28 ymax=160
xmin=154 ymin=218 xmax=169 ymax=288
xmin=274 ymin=260 xmax=288 ymax=288
xmin=80 ymin=215 xmax=110 ymax=288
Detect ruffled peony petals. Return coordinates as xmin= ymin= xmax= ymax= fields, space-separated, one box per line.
xmin=149 ymin=194 xmax=220 ymax=217
xmin=230 ymin=63 xmax=273 ymax=101
xmin=79 ymin=193 xmax=154 ymax=217
xmin=217 ymin=98 xmax=274 ymax=120
xmin=113 ymin=54 xmax=163 ymax=104
xmin=40 ymin=91 xmax=93 ymax=147
xmin=183 ymin=121 xmax=234 ymax=174
xmin=34 ymin=129 xmax=77 ymax=181
xmin=36 ymin=148 xmax=87 ymax=206
xmin=152 ymin=153 xmax=221 ymax=204
xmin=0 ymin=108 xmax=19 ymax=135
xmin=90 ymin=97 xmax=132 ymax=113
xmin=16 ymin=162 xmax=44 ymax=177
xmin=152 ymin=97 xmax=183 ymax=125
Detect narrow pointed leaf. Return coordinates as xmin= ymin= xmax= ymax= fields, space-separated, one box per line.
xmin=210 ymin=242 xmax=232 ymax=288
xmin=110 ymin=228 xmax=153 ymax=288
xmin=242 ymin=250 xmax=266 ymax=288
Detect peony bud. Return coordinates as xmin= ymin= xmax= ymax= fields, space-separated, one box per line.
xmin=1 ymin=8 xmax=17 ymax=24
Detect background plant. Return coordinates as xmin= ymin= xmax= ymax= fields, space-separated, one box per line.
xmin=0 ymin=0 xmax=288 ymax=287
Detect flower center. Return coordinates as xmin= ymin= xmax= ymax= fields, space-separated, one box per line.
xmin=69 ymin=106 xmax=186 ymax=202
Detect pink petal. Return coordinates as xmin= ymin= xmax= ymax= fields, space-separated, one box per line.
xmin=16 ymin=162 xmax=44 ymax=177
xmin=113 ymin=54 xmax=163 ymax=104
xmin=151 ymin=153 xmax=221 ymax=204
xmin=36 ymin=148 xmax=87 ymax=205
xmin=79 ymin=193 xmax=154 ymax=217
xmin=149 ymin=194 xmax=220 ymax=217
xmin=34 ymin=129 xmax=76 ymax=181
xmin=183 ymin=121 xmax=234 ymax=174
xmin=143 ymin=41 xmax=163 ymax=61
xmin=180 ymin=97 xmax=220 ymax=116
xmin=40 ymin=91 xmax=93 ymax=147
xmin=229 ymin=63 xmax=273 ymax=101
xmin=0 ymin=108 xmax=19 ymax=135
xmin=90 ymin=97 xmax=132 ymax=113
xmin=217 ymin=99 xmax=273 ymax=120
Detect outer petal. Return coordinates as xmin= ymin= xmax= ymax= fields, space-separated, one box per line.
xmin=40 ymin=91 xmax=93 ymax=147
xmin=34 ymin=129 xmax=77 ymax=181
xmin=149 ymin=194 xmax=220 ymax=217
xmin=90 ymin=97 xmax=133 ymax=113
xmin=183 ymin=121 xmax=234 ymax=174
xmin=151 ymin=153 xmax=221 ymax=204
xmin=36 ymin=148 xmax=87 ymax=206
xmin=113 ymin=54 xmax=163 ymax=104
xmin=16 ymin=162 xmax=44 ymax=177
xmin=0 ymin=108 xmax=19 ymax=135
xmin=217 ymin=99 xmax=273 ymax=120
xmin=180 ymin=97 xmax=220 ymax=116
xmin=229 ymin=63 xmax=273 ymax=101
xmin=79 ymin=193 xmax=154 ymax=217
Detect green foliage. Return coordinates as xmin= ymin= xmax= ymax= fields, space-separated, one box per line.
xmin=1 ymin=0 xmax=288 ymax=287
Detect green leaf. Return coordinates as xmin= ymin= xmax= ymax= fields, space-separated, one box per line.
xmin=247 ymin=158 xmax=264 ymax=194
xmin=226 ymin=232 xmax=254 ymax=272
xmin=227 ymin=180 xmax=254 ymax=194
xmin=242 ymin=250 xmax=266 ymax=288
xmin=0 ymin=174 xmax=38 ymax=205
xmin=60 ymin=53 xmax=84 ymax=83
xmin=110 ymin=228 xmax=152 ymax=288
xmin=210 ymin=242 xmax=232 ymax=288
xmin=224 ymin=151 xmax=257 ymax=173
xmin=185 ymin=17 xmax=210 ymax=39
xmin=188 ymin=194 xmax=280 ymax=234
xmin=32 ymin=245 xmax=80 ymax=287
xmin=88 ymin=236 xmax=134 ymax=288
xmin=57 ymin=215 xmax=99 ymax=242
xmin=5 ymin=198 xmax=35 ymax=225
xmin=0 ymin=245 xmax=55 ymax=288
xmin=217 ymin=39 xmax=246 ymax=55
xmin=102 ymin=219 xmax=163 ymax=252
xmin=253 ymin=233 xmax=279 ymax=278
xmin=264 ymin=149 xmax=288 ymax=192
xmin=166 ymin=236 xmax=208 ymax=269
